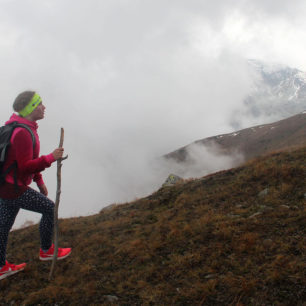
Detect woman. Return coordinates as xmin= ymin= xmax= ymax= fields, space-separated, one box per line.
xmin=0 ymin=91 xmax=71 ymax=280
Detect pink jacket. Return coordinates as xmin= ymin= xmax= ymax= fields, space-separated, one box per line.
xmin=3 ymin=114 xmax=55 ymax=188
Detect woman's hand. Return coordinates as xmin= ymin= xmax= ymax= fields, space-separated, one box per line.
xmin=39 ymin=184 xmax=48 ymax=196
xmin=52 ymin=147 xmax=64 ymax=160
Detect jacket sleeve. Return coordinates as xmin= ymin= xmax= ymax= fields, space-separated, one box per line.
xmin=33 ymin=173 xmax=45 ymax=187
xmin=12 ymin=129 xmax=55 ymax=175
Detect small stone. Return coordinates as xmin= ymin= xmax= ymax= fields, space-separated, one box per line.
xmin=263 ymin=239 xmax=273 ymax=248
xmin=162 ymin=174 xmax=183 ymax=187
xmin=204 ymin=274 xmax=218 ymax=279
xmin=101 ymin=203 xmax=117 ymax=212
xmin=227 ymin=214 xmax=240 ymax=218
xmin=249 ymin=212 xmax=262 ymax=218
xmin=280 ymin=205 xmax=290 ymax=209
xmin=258 ymin=188 xmax=269 ymax=197
xmin=104 ymin=295 xmax=119 ymax=302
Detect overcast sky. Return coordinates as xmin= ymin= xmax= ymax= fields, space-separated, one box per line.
xmin=1 ymin=0 xmax=306 ymax=227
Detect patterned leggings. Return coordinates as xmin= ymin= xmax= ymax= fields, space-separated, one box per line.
xmin=0 ymin=188 xmax=54 ymax=266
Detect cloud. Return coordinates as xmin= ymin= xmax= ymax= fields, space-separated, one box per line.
xmin=159 ymin=142 xmax=244 ymax=179
xmin=0 ymin=0 xmax=304 ymax=227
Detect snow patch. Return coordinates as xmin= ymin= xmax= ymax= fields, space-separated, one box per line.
xmin=297 ymin=71 xmax=306 ymax=82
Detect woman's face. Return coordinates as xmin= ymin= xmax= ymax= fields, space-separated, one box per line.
xmin=31 ymin=102 xmax=46 ymax=121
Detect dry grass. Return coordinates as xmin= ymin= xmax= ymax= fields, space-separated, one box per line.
xmin=0 ymin=146 xmax=305 ymax=305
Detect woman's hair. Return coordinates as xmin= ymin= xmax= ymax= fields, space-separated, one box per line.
xmin=13 ymin=91 xmax=35 ymax=112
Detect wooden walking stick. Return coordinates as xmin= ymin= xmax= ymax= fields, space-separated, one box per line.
xmin=49 ymin=127 xmax=68 ymax=280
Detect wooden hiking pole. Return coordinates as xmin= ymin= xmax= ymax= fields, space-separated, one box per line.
xmin=49 ymin=128 xmax=67 ymax=280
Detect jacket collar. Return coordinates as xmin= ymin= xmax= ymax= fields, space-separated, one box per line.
xmin=5 ymin=113 xmax=38 ymax=130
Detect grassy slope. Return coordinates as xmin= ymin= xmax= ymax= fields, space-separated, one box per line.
xmin=0 ymin=147 xmax=305 ymax=305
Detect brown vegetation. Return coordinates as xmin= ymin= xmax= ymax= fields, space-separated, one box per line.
xmin=0 ymin=146 xmax=305 ymax=305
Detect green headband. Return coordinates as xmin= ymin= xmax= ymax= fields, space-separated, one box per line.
xmin=18 ymin=93 xmax=42 ymax=117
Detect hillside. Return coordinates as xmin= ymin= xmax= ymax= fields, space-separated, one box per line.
xmin=0 ymin=146 xmax=305 ymax=305
xmin=164 ymin=111 xmax=306 ymax=163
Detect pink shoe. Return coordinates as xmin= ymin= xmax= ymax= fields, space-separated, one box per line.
xmin=0 ymin=261 xmax=26 ymax=280
xmin=39 ymin=244 xmax=71 ymax=261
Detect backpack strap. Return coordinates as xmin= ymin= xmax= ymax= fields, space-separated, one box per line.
xmin=0 ymin=143 xmax=8 ymax=162
xmin=9 ymin=122 xmax=36 ymax=149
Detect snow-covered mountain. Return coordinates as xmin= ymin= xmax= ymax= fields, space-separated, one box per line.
xmin=230 ymin=59 xmax=306 ymax=129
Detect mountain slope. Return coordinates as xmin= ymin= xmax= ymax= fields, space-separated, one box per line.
xmin=1 ymin=146 xmax=305 ymax=305
xmin=165 ymin=111 xmax=306 ymax=163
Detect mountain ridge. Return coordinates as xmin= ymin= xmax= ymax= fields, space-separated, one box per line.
xmin=164 ymin=111 xmax=306 ymax=164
